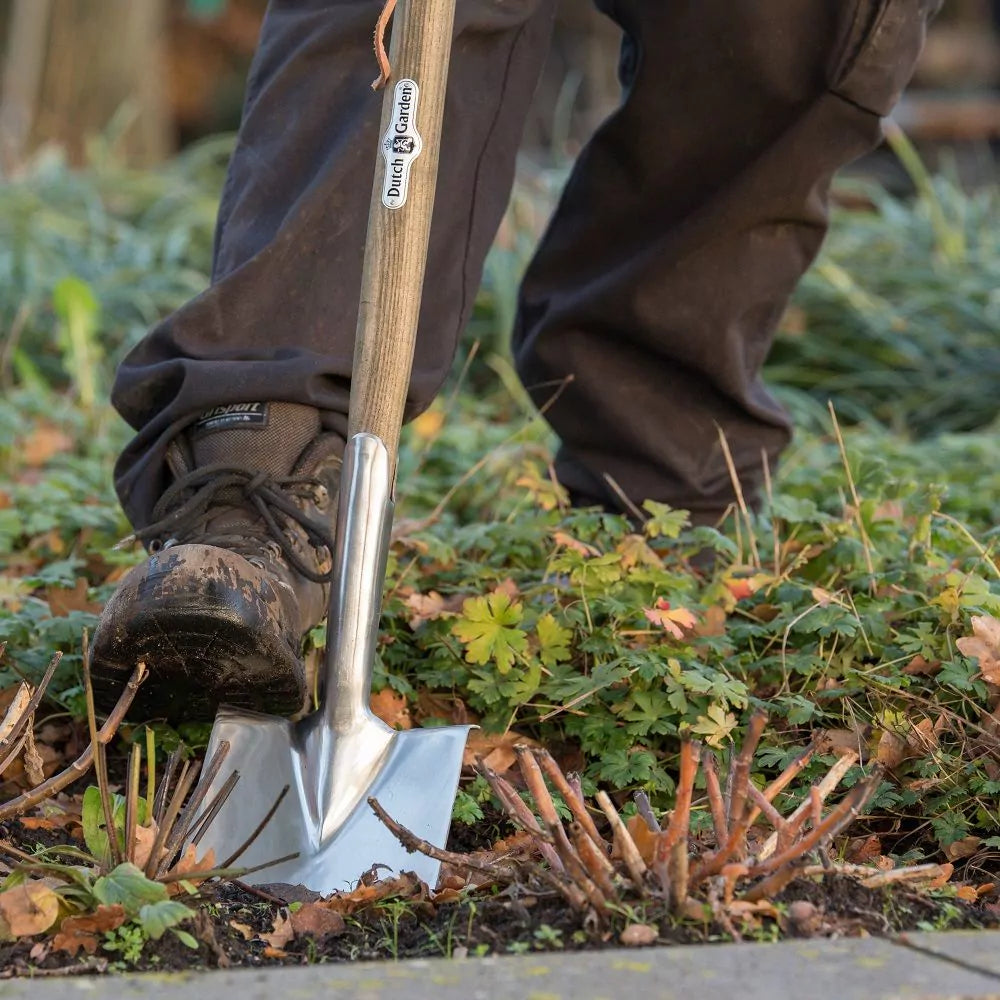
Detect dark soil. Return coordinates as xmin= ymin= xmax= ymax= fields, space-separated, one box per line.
xmin=0 ymin=869 xmax=994 ymax=978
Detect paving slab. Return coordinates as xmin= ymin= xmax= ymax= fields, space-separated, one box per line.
xmin=5 ymin=931 xmax=1000 ymax=1000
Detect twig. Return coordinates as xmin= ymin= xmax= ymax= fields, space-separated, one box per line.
xmin=655 ymin=740 xmax=697 ymax=867
xmin=158 ymin=741 xmax=231 ymax=874
xmin=633 ymin=790 xmax=661 ymax=833
xmin=744 ymin=740 xmax=816 ymax=830
xmin=83 ymin=636 xmax=122 ymax=868
xmin=189 ymin=771 xmax=241 ymax=848
xmin=595 ymin=790 xmax=647 ymax=888
xmin=537 ymin=748 xmax=609 ymax=856
xmin=0 ymin=662 xmax=146 ymax=821
xmin=124 ymin=743 xmax=141 ymax=863
xmin=153 ymin=745 xmax=183 ymax=825
xmin=368 ymin=797 xmax=513 ymax=879
xmin=702 ymin=749 xmax=728 ymax=844
xmin=516 ymin=746 xmax=608 ymax=910
xmin=758 ymin=751 xmax=859 ymax=861
xmin=749 ymin=776 xmax=879 ymax=878
xmin=220 ymin=785 xmax=291 ymax=870
xmin=144 ymin=759 xmax=200 ymax=878
xmin=571 ymin=822 xmax=618 ymax=900
xmin=829 ymin=402 xmax=875 ymax=581
xmin=726 ymin=713 xmax=767 ymax=832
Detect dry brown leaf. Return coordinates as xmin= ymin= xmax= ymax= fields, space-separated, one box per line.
xmin=289 ymin=902 xmax=346 ymax=940
xmin=403 ymin=590 xmax=463 ymax=629
xmin=0 ymin=882 xmax=61 ymax=937
xmin=551 ymin=531 xmax=600 ymax=558
xmin=944 ymin=836 xmax=982 ymax=862
xmin=165 ymin=844 xmax=216 ymax=892
xmin=45 ymin=578 xmax=104 ymax=617
xmin=260 ymin=911 xmax=293 ymax=949
xmin=463 ymin=729 xmax=540 ymax=775
xmin=956 ymin=885 xmax=979 ymax=902
xmin=619 ymin=923 xmax=658 ymax=946
xmin=957 ymin=614 xmax=1000 ymax=685
xmin=414 ymin=690 xmax=475 ymax=726
xmin=23 ymin=723 xmax=44 ymax=787
xmin=623 ymin=814 xmax=658 ymax=866
xmin=229 ymin=920 xmax=255 ymax=940
xmin=693 ymin=604 xmax=727 ymax=639
xmin=816 ymin=727 xmax=867 ymax=758
xmin=131 ymin=822 xmax=159 ymax=871
xmin=369 ymin=689 xmax=413 ymax=731
xmin=52 ymin=905 xmax=126 ymax=955
xmin=903 ymin=655 xmax=941 ymax=676
xmin=21 ymin=425 xmax=74 ymax=467
xmin=262 ymin=946 xmax=288 ymax=958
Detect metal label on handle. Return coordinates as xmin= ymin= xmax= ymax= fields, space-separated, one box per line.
xmin=380 ymin=79 xmax=423 ymax=210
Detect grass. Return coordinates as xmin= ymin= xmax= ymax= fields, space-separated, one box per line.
xmin=0 ymin=133 xmax=998 ymax=885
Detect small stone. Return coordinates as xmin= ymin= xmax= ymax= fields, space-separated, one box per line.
xmin=620 ymin=923 xmax=659 ymax=947
xmin=787 ymin=900 xmax=822 ymax=936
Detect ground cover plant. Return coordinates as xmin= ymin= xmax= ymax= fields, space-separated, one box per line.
xmin=0 ymin=134 xmax=998 ymax=972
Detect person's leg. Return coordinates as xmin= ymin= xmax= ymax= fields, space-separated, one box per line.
xmin=113 ymin=0 xmax=556 ymax=532
xmin=513 ymin=0 xmax=938 ymax=521
xmin=97 ymin=0 xmax=556 ymax=720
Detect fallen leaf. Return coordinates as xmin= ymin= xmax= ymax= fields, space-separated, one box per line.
xmin=643 ymin=599 xmax=697 ymax=639
xmin=164 ymin=844 xmax=216 ymax=891
xmin=463 ymin=728 xmax=540 ymax=774
xmin=693 ymin=604 xmax=727 ymax=638
xmin=415 ymin=690 xmax=476 ymax=726
xmin=28 ymin=941 xmax=50 ymax=963
xmin=262 ymin=946 xmax=288 ymax=958
xmin=956 ymin=885 xmax=979 ymax=902
xmin=131 ymin=822 xmax=159 ymax=871
xmin=52 ymin=905 xmax=127 ymax=955
xmin=260 ymin=911 xmax=293 ymax=949
xmin=290 ymin=902 xmax=346 ymax=940
xmin=619 ymin=923 xmax=658 ymax=946
xmin=20 ymin=425 xmax=74 ymax=467
xmin=229 ymin=920 xmax=255 ymax=940
xmin=0 ymin=882 xmax=61 ymax=936
xmin=552 ymin=531 xmax=600 ymax=558
xmin=944 ymin=836 xmax=981 ymax=862
xmin=903 ymin=655 xmax=940 ymax=676
xmin=957 ymin=614 xmax=1000 ymax=685
xmin=45 ymin=578 xmax=104 ymax=617
xmin=403 ymin=590 xmax=462 ymax=629
xmin=370 ymin=689 xmax=413 ymax=730
xmin=623 ymin=814 xmax=658 ymax=866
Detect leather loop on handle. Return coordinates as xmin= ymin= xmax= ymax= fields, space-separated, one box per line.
xmin=347 ymin=0 xmax=457 ymax=470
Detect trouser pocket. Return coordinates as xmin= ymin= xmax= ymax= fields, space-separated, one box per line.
xmin=829 ymin=0 xmax=941 ymax=116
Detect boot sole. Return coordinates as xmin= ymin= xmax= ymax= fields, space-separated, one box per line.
xmin=91 ymin=547 xmax=308 ymax=723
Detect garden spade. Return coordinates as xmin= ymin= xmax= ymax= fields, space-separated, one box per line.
xmin=191 ymin=0 xmax=470 ymax=895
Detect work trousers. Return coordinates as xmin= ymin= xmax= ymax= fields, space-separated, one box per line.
xmin=112 ymin=0 xmax=936 ymax=528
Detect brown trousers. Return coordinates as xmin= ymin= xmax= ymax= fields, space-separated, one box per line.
xmin=112 ymin=0 xmax=937 ymax=528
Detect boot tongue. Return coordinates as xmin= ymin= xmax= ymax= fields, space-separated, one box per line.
xmin=189 ymin=402 xmax=320 ymax=477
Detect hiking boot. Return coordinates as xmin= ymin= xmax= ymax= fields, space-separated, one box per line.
xmin=92 ymin=402 xmax=344 ymax=722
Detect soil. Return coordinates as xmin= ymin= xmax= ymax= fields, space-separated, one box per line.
xmin=0 ymin=862 xmax=994 ymax=978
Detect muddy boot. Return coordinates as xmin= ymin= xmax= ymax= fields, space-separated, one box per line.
xmin=92 ymin=403 xmax=343 ymax=722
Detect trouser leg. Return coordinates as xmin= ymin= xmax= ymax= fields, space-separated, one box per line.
xmin=112 ymin=0 xmax=555 ymax=530
xmin=513 ymin=0 xmax=938 ymax=519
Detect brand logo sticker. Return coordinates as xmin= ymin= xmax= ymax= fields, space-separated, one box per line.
xmin=381 ymin=79 xmax=422 ymax=210
xmin=192 ymin=402 xmax=269 ymax=435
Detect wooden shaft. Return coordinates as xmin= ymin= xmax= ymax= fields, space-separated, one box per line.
xmin=348 ymin=0 xmax=456 ymax=467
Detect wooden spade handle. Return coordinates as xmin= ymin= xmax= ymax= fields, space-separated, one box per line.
xmin=347 ymin=0 xmax=457 ymax=468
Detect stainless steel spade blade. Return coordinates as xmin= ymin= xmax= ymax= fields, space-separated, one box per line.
xmin=192 ymin=433 xmax=471 ymax=894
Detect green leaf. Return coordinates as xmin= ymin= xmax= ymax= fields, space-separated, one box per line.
xmin=642 ymin=501 xmax=690 ymax=539
xmin=82 ymin=786 xmax=149 ymax=865
xmin=172 ymin=928 xmax=200 ymax=950
xmin=452 ymin=593 xmax=528 ymax=674
xmin=688 ymin=705 xmax=738 ymax=749
xmin=536 ymin=613 xmax=572 ymax=667
xmin=137 ymin=900 xmax=193 ymax=941
xmin=93 ymin=864 xmax=167 ymax=915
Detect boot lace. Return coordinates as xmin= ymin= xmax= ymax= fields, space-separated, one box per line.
xmin=133 ymin=463 xmax=336 ymax=584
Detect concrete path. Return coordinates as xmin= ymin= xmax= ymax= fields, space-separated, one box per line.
xmin=11 ymin=930 xmax=1000 ymax=999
